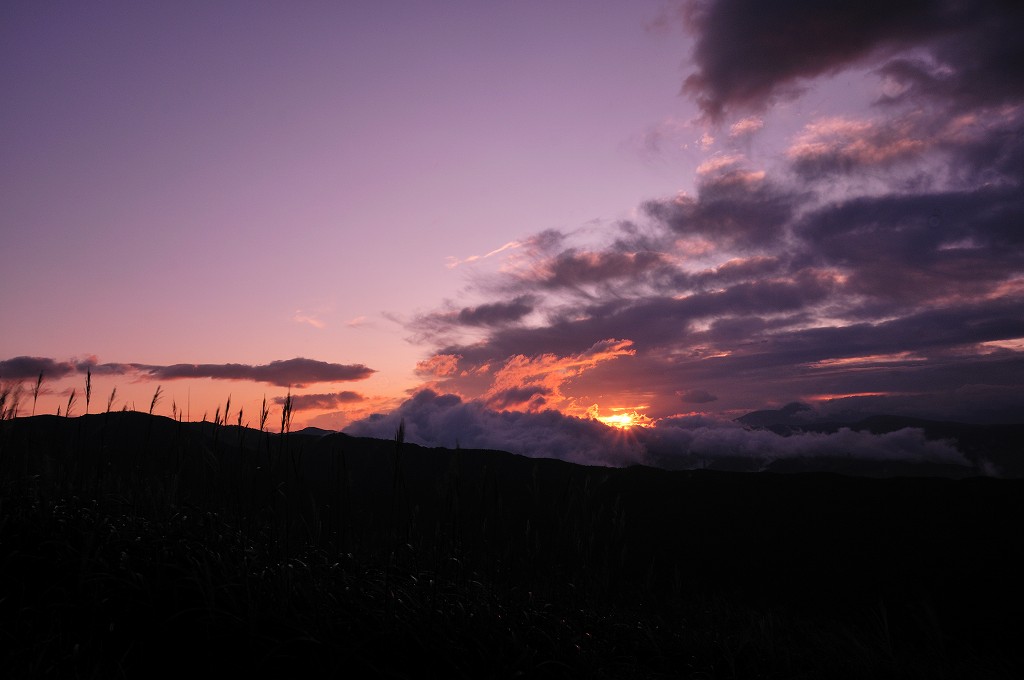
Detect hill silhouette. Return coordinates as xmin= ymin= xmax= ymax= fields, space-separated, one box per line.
xmin=2 ymin=412 xmax=1023 ymax=677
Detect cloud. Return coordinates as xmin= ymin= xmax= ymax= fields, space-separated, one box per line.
xmin=0 ymin=355 xmax=137 ymax=381
xmin=642 ymin=418 xmax=969 ymax=470
xmin=409 ymin=163 xmax=1022 ymax=423
xmin=729 ymin=116 xmax=764 ymax=137
xmin=134 ymin=358 xmax=374 ymax=387
xmin=0 ymin=356 xmax=78 ymax=381
xmin=456 ymin=296 xmax=535 ymax=326
xmin=344 ymin=389 xmax=643 ymax=466
xmin=523 ymin=250 xmax=670 ymax=292
xmin=292 ymin=311 xmax=326 ymax=329
xmin=446 ymin=240 xmax=523 ymax=269
xmin=873 ymin=10 xmax=1024 ymax=112
xmin=392 ymin=1 xmax=1024 ymax=429
xmin=680 ymin=0 xmax=1003 ymax=120
xmin=415 ymin=354 xmax=461 ymax=377
xmin=274 ymin=391 xmax=364 ymax=411
xmin=787 ymin=116 xmax=927 ymax=177
xmin=0 ymin=356 xmax=375 ymax=388
xmin=643 ymin=172 xmax=795 ymax=251
xmin=485 ymin=385 xmax=552 ymax=410
xmin=344 ymin=390 xmax=971 ymax=472
xmin=478 ymin=339 xmax=636 ymax=413
xmin=794 ymin=187 xmax=1024 ymax=306
xmin=679 ymin=388 xmax=718 ymax=403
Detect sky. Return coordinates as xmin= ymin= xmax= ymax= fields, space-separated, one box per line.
xmin=3 ymin=1 xmax=1023 ymax=468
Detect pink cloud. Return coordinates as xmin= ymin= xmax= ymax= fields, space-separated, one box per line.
xmin=482 ymin=338 xmax=635 ymax=412
xmin=415 ymin=353 xmax=461 ymax=377
xmin=787 ymin=116 xmax=926 ymax=172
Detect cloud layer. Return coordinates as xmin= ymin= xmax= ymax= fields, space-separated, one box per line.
xmin=681 ymin=0 xmax=1024 ymax=120
xmin=0 ymin=356 xmax=374 ymax=388
xmin=393 ymin=0 xmax=1023 ymax=442
xmin=345 ymin=389 xmax=969 ymax=471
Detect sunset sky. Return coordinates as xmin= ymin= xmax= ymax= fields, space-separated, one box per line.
xmin=3 ymin=1 xmax=1022 ymax=465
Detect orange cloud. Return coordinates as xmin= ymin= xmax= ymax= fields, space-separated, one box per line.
xmin=483 ymin=339 xmax=635 ymax=412
xmin=415 ymin=353 xmax=461 ymax=377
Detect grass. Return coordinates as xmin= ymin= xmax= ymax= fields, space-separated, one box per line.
xmin=1 ymin=409 xmax=1022 ymax=678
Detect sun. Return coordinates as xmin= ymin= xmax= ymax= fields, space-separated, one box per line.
xmin=598 ymin=413 xmax=636 ymax=429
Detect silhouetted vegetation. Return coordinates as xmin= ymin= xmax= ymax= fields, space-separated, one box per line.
xmin=1 ymin=412 xmax=1022 ymax=678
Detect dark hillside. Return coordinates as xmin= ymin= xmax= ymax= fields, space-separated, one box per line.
xmin=2 ymin=413 xmax=1023 ymax=678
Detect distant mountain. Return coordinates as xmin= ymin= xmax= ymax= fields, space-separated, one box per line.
xmin=735 ymin=401 xmax=816 ymax=429
xmin=293 ymin=426 xmax=333 ymax=437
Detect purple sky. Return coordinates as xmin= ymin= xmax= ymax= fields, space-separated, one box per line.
xmin=3 ymin=1 xmax=1023 ymax=465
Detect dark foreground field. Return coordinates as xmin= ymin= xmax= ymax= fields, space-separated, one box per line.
xmin=2 ymin=413 xmax=1023 ymax=678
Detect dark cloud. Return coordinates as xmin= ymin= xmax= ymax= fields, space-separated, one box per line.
xmin=441 ymin=269 xmax=838 ymax=368
xmin=0 ymin=356 xmax=76 ymax=381
xmin=681 ymin=0 xmax=1008 ymax=119
xmin=485 ymin=385 xmax=552 ymax=410
xmin=274 ymin=391 xmax=365 ymax=411
xmin=679 ymin=388 xmax=718 ymax=404
xmin=687 ymin=256 xmax=787 ymax=290
xmin=643 ymin=174 xmax=796 ymax=250
xmin=0 ymin=356 xmax=374 ymax=388
xmin=134 ymin=358 xmax=373 ymax=387
xmin=531 ymin=250 xmax=669 ymax=290
xmin=409 ymin=297 xmax=538 ymax=345
xmin=795 ymin=187 xmax=1024 ymax=306
xmin=874 ymin=5 xmax=1024 ymax=112
xmin=818 ymin=383 xmax=1024 ymax=425
xmin=456 ymin=296 xmax=535 ymax=326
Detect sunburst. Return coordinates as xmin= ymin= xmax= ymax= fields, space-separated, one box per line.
xmin=596 ymin=410 xmax=653 ymax=430
xmin=597 ymin=413 xmax=636 ymax=429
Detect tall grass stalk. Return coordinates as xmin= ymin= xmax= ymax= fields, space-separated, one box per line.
xmin=279 ymin=389 xmax=293 ymax=436
xmin=65 ymin=389 xmax=77 ymax=418
xmin=106 ymin=386 xmax=118 ymax=413
xmin=85 ymin=369 xmax=92 ymax=415
xmin=32 ymin=371 xmax=44 ymax=416
xmin=149 ymin=385 xmax=163 ymax=416
xmin=259 ymin=395 xmax=271 ymax=472
xmin=213 ymin=406 xmax=222 ymax=447
xmin=0 ymin=382 xmax=23 ymax=420
xmin=279 ymin=388 xmax=293 ymax=477
xmin=259 ymin=396 xmax=269 ymax=432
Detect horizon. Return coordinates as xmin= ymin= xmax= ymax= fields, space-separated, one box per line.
xmin=3 ymin=1 xmax=1022 ymax=464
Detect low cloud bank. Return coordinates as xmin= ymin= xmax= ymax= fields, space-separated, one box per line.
xmin=344 ymin=390 xmax=639 ymax=467
xmin=344 ymin=390 xmax=970 ymax=472
xmin=642 ymin=419 xmax=967 ymax=471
